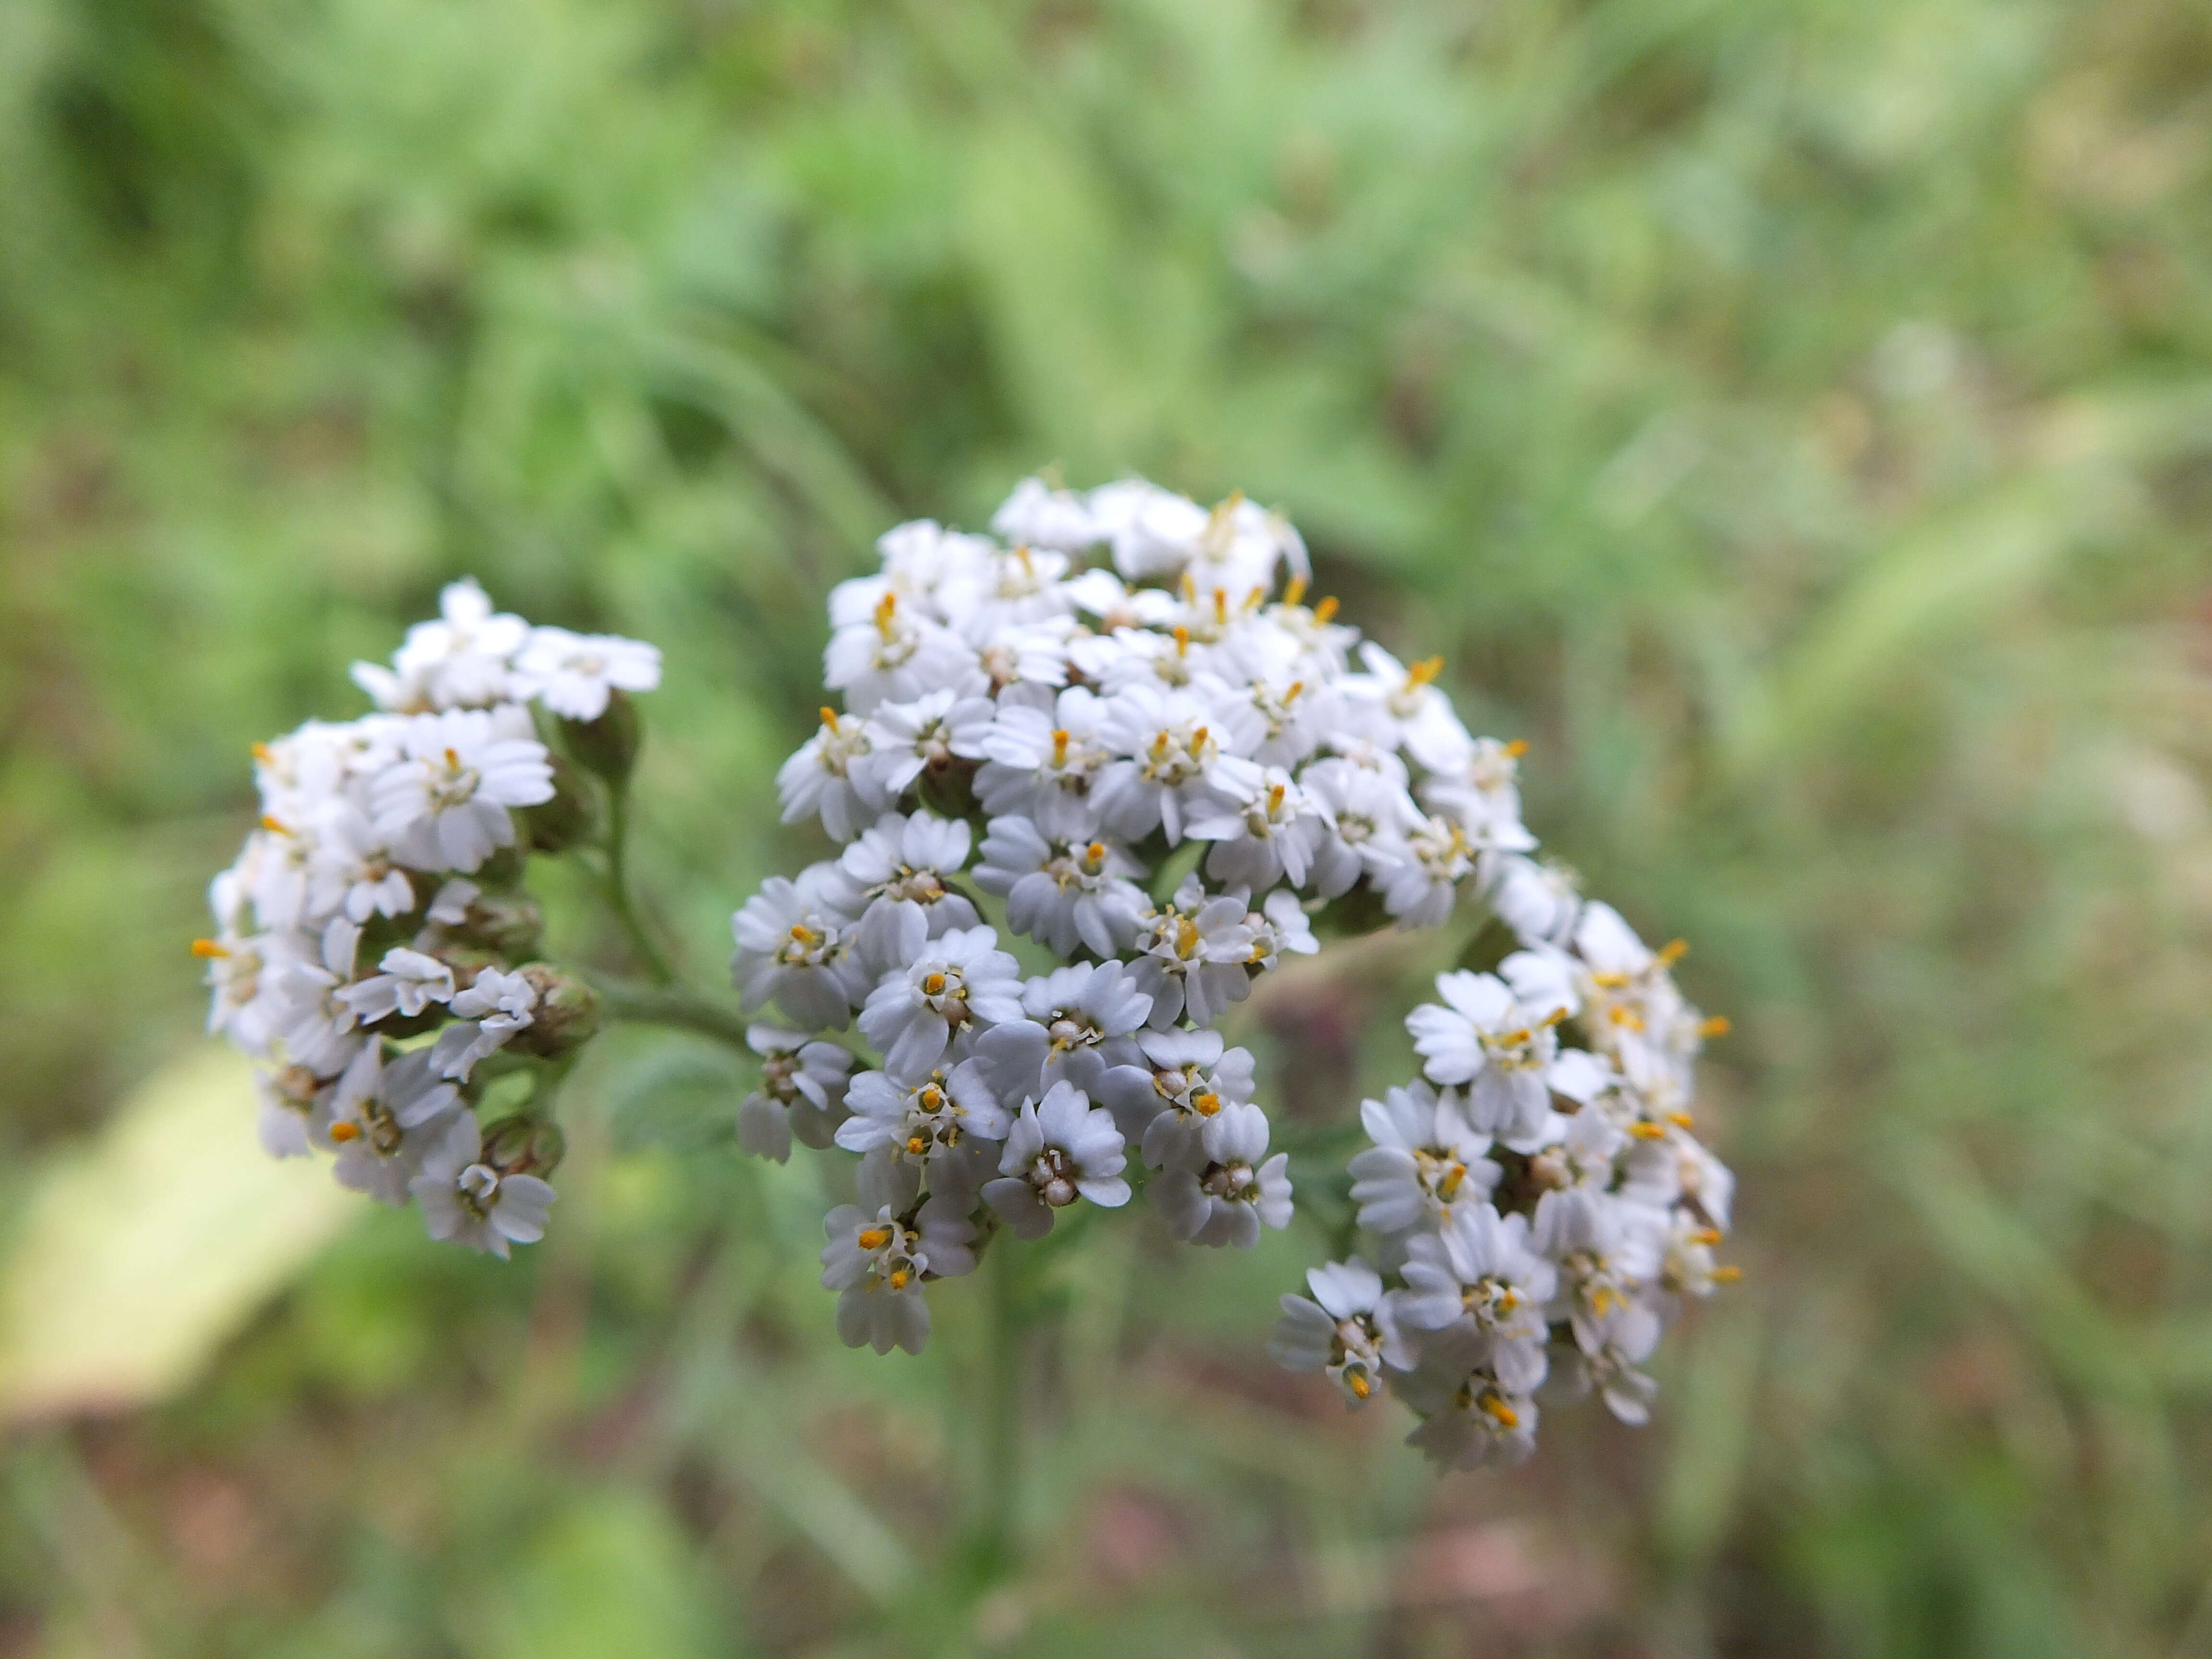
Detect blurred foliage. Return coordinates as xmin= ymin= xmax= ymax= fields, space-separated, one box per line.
xmin=4 ymin=0 xmax=2212 ymax=1653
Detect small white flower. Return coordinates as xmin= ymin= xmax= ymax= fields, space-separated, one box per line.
xmin=370 ymin=707 xmax=555 ymax=873
xmin=1486 ymin=854 xmax=1581 ymax=947
xmin=820 ymin=1158 xmax=975 ymax=1356
xmin=431 ymin=966 xmax=539 ymax=1080
xmin=973 ymin=817 xmax=1147 ymax=959
xmin=1184 ymin=758 xmax=1331 ymax=890
xmin=1397 ymin=1329 xmax=1540 ymax=1470
xmin=732 ymin=866 xmax=872 ymax=1031
xmin=352 ymin=579 xmax=529 ymax=712
xmin=990 ymin=476 xmax=1101 ymax=551
xmin=837 ymin=1058 xmax=1010 ymax=1167
xmin=1346 ymin=1081 xmax=1500 ymax=1237
xmin=736 ymin=1024 xmax=855 ymax=1162
xmin=776 ymin=707 xmax=890 ymax=842
xmin=1270 ymin=1258 xmax=1412 ymax=1407
xmin=1246 ymin=889 xmax=1320 ymax=973
xmin=512 ymin=626 xmax=661 ymax=721
xmin=336 ymin=946 xmax=457 ymax=1026
xmin=824 ymin=592 xmax=976 ymax=714
xmin=1147 ymin=1102 xmax=1291 ymax=1248
xmin=860 ymin=690 xmax=995 ymax=799
xmin=1093 ymin=1026 xmax=1258 ymax=1166
xmin=1405 ymin=965 xmax=1572 ymax=1144
xmin=831 ymin=811 xmax=980 ymax=971
xmin=982 ymin=1082 xmax=1131 ymax=1240
xmin=1390 ymin=1202 xmax=1556 ymax=1395
xmin=1128 ymin=875 xmax=1258 ymax=1029
xmin=856 ymin=925 xmax=1024 ymax=1079
xmin=1092 ymin=684 xmax=1235 ymax=842
xmin=307 ymin=805 xmax=415 ymax=925
xmin=974 ymin=690 xmax=1117 ymax=839
xmin=410 ymin=1115 xmax=557 ymax=1259
xmin=321 ymin=1049 xmax=462 ymax=1205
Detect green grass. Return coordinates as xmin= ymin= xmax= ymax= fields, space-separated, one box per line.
xmin=5 ymin=0 xmax=2212 ymax=1653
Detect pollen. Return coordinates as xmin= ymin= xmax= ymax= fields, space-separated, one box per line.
xmin=1477 ymin=1393 xmax=1519 ymax=1429
xmin=1212 ymin=588 xmax=1227 ymax=626
xmin=1085 ymin=840 xmax=1106 ymax=864
xmin=819 ymin=706 xmax=839 ymax=729
xmin=1051 ymin=728 xmax=1071 ymax=766
xmin=857 ymin=1226 xmax=892 ymax=1250
xmin=1666 ymin=1111 xmax=1695 ymax=1130
xmin=1190 ymin=725 xmax=1209 ymax=752
xmin=191 ymin=938 xmax=229 ymax=958
xmin=921 ymin=971 xmax=948 ymax=996
xmin=1700 ymin=1015 xmax=1732 ymax=1039
xmin=1711 ymin=1265 xmax=1743 ymax=1284
xmin=906 ymin=1134 xmax=928 ymax=1156
xmin=1173 ymin=625 xmax=1190 ymax=657
xmin=888 ymin=1266 xmax=913 ymax=1291
xmin=1191 ymin=1089 xmax=1220 ymax=1117
xmin=1693 ymin=1227 xmax=1723 ymax=1246
xmin=1266 ymin=782 xmax=1285 ymax=813
xmin=251 ymin=741 xmax=274 ymax=764
xmin=1347 ymin=1371 xmax=1372 ymax=1400
xmin=443 ymin=747 xmax=461 ymax=770
xmin=1283 ymin=575 xmax=1308 ymax=606
xmin=1504 ymin=738 xmax=1530 ymax=758
xmin=1630 ymin=1121 xmax=1668 ymax=1140
xmin=1284 ymin=679 xmax=1305 ymax=703
xmin=1312 ymin=596 xmax=1339 ymax=624
xmin=260 ymin=815 xmax=289 ymax=835
xmin=1176 ymin=918 xmax=1201 ymax=957
xmin=874 ymin=592 xmax=899 ymax=638
xmin=1407 ymin=655 xmax=1445 ymax=688
xmin=1657 ymin=938 xmax=1689 ymax=966
xmin=328 ymin=1121 xmax=361 ymax=1143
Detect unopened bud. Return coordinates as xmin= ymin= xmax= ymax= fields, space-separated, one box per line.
xmin=458 ymin=891 xmax=544 ymax=959
xmin=563 ymin=689 xmax=641 ymax=782
xmin=484 ymin=1115 xmax=567 ymax=1177
xmin=521 ymin=755 xmax=597 ymax=853
xmin=514 ymin=963 xmax=601 ymax=1058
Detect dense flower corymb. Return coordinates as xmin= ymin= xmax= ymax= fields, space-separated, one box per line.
xmin=734 ymin=474 xmax=1736 ymax=1470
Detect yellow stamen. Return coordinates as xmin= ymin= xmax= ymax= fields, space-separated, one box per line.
xmin=1051 ymin=728 xmax=1070 ymax=766
xmin=251 ymin=741 xmax=274 ymax=764
xmin=1504 ymin=738 xmax=1530 ymax=758
xmin=1172 ymin=625 xmax=1190 ymax=657
xmin=1176 ymin=918 xmax=1201 ymax=957
xmin=906 ymin=1135 xmax=928 ymax=1156
xmin=819 ymin=706 xmax=839 ymax=729
xmin=1179 ymin=571 xmax=1197 ymax=603
xmin=1283 ymin=575 xmax=1308 ymax=606
xmin=1666 ymin=1111 xmax=1695 ymax=1130
xmin=922 ymin=972 xmax=948 ymax=997
xmin=1312 ymin=596 xmax=1339 ymax=624
xmin=1693 ymin=1227 xmax=1723 ymax=1246
xmin=191 ymin=938 xmax=229 ymax=959
xmin=857 ymin=1226 xmax=892 ymax=1250
xmin=1284 ymin=680 xmax=1305 ymax=703
xmin=1085 ymin=840 xmax=1106 ymax=864
xmin=443 ymin=747 xmax=460 ymax=770
xmin=1347 ymin=1371 xmax=1372 ymax=1400
xmin=1657 ymin=938 xmax=1689 ymax=967
xmin=1191 ymin=1089 xmax=1220 ymax=1118
xmin=1267 ymin=782 xmax=1285 ymax=813
xmin=1712 ymin=1265 xmax=1743 ymax=1284
xmin=1700 ymin=1015 xmax=1732 ymax=1039
xmin=888 ymin=1266 xmax=913 ymax=1290
xmin=1439 ymin=1162 xmax=1467 ymax=1202
xmin=1478 ymin=1393 xmax=1519 ymax=1429
xmin=328 ymin=1122 xmax=360 ymax=1143
xmin=874 ymin=592 xmax=898 ymax=639
xmin=1591 ymin=971 xmax=1632 ymax=990
xmin=1630 ymin=1121 xmax=1668 ymax=1140
xmin=1213 ymin=589 xmax=1227 ymax=626
xmin=1190 ymin=725 xmax=1209 ymax=752
xmin=260 ymin=815 xmax=289 ymax=836
xmin=1407 ymin=655 xmax=1444 ymax=688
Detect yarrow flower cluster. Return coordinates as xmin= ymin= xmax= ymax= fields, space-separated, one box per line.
xmin=736 ymin=475 xmax=1736 ymax=1464
xmin=199 ymin=580 xmax=661 ymax=1256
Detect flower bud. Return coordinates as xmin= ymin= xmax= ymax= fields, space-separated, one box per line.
xmin=562 ymin=688 xmax=641 ymax=782
xmin=456 ymin=891 xmax=544 ymax=959
xmin=513 ymin=963 xmax=601 ymax=1058
xmin=484 ymin=1114 xmax=567 ymax=1177
xmin=521 ymin=755 xmax=597 ymax=853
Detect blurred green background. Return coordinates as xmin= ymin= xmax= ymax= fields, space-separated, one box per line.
xmin=4 ymin=0 xmax=2212 ymax=1653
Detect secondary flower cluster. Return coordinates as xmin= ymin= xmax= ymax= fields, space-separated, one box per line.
xmin=198 ymin=580 xmax=661 ymax=1256
xmin=734 ymin=473 xmax=1734 ymax=1466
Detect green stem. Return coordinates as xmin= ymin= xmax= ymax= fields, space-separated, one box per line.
xmin=592 ymin=976 xmax=753 ymax=1053
xmin=970 ymin=1236 xmax=1024 ymax=1581
xmin=601 ymin=784 xmax=675 ymax=985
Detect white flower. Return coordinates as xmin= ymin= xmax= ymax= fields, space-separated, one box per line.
xmin=1390 ymin=1203 xmax=1556 ymax=1395
xmin=336 ymin=946 xmax=456 ymax=1026
xmin=1534 ymin=1188 xmax=1666 ymax=1356
xmin=307 ymin=804 xmax=415 ymax=924
xmin=261 ymin=918 xmax=367 ymax=1077
xmin=831 ymin=811 xmax=981 ymax=971
xmin=1184 ymin=758 xmax=1331 ymax=890
xmin=837 ymin=1058 xmax=1009 ymax=1168
xmin=352 ymin=579 xmax=529 ymax=712
xmin=1346 ymin=1081 xmax=1499 ymax=1237
xmin=321 ymin=1049 xmax=462 ymax=1205
xmin=856 ymin=925 xmax=1024 ymax=1079
xmin=861 ymin=690 xmax=994 ymax=799
xmin=1422 ymin=736 xmax=1534 ymax=852
xmin=1147 ymin=1102 xmax=1291 ymax=1248
xmin=370 ymin=707 xmax=554 ymax=873
xmin=736 ymin=1024 xmax=854 ymax=1162
xmin=431 ymin=966 xmax=539 ymax=1080
xmin=1378 ymin=814 xmax=1476 ymax=929
xmin=982 ymin=1082 xmax=1130 ymax=1239
xmin=1092 ymin=684 xmax=1235 ymax=842
xmin=1341 ymin=642 xmax=1473 ymax=774
xmin=973 ymin=817 xmax=1147 ymax=958
xmin=1128 ymin=875 xmax=1259 ymax=1029
xmin=410 ymin=1115 xmax=557 ymax=1259
xmin=1405 ymin=966 xmax=1570 ymax=1144
xmin=732 ymin=867 xmax=872 ymax=1031
xmin=1094 ymin=1027 xmax=1258 ymax=1166
xmin=1397 ymin=1328 xmax=1540 ymax=1470
xmin=824 ymin=592 xmax=976 ymax=714
xmin=777 ymin=708 xmax=889 ymax=842
xmin=1270 ymin=1258 xmax=1412 ymax=1407
xmin=512 ymin=626 xmax=661 ymax=721
xmin=820 ymin=1158 xmax=975 ymax=1355
xmin=974 ymin=690 xmax=1117 ymax=839
xmin=991 ymin=476 xmax=1100 ymax=551
xmin=1487 ymin=854 xmax=1581 ymax=947
xmin=980 ymin=962 xmax=1154 ymax=1100
xmin=1246 ymin=889 xmax=1320 ymax=973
